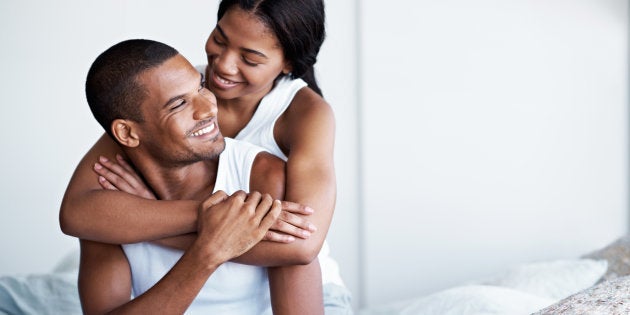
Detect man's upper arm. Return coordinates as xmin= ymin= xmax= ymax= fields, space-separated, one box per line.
xmin=249 ymin=152 xmax=286 ymax=200
xmin=78 ymin=239 xmax=132 ymax=315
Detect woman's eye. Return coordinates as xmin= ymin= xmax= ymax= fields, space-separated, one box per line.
xmin=242 ymin=57 xmax=258 ymax=67
xmin=213 ymin=36 xmax=225 ymax=46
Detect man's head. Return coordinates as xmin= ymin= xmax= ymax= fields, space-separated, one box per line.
xmin=86 ymin=39 xmax=177 ymax=138
xmin=86 ymin=39 xmax=225 ymax=165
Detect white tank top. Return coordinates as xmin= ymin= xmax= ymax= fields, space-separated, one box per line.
xmin=233 ymin=76 xmax=345 ymax=287
xmin=122 ymin=138 xmax=272 ymax=314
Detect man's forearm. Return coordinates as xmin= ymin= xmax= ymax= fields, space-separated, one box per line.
xmin=106 ymin=241 xmax=221 ymax=314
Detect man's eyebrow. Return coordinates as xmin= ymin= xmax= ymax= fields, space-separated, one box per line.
xmin=216 ymin=24 xmax=268 ymax=59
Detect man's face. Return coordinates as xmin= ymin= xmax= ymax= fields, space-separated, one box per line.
xmin=135 ymin=54 xmax=225 ymax=165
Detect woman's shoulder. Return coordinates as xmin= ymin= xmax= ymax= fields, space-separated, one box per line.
xmin=278 ymin=85 xmax=335 ymax=148
xmin=287 ymin=85 xmax=334 ymax=121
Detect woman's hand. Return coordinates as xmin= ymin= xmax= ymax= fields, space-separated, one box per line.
xmin=266 ymin=201 xmax=317 ymax=243
xmin=93 ymin=154 xmax=157 ymax=200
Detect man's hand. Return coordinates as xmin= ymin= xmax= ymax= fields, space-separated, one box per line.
xmin=196 ymin=190 xmax=281 ymax=263
xmin=205 ymin=191 xmax=317 ymax=244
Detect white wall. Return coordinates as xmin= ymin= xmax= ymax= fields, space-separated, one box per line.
xmin=0 ymin=0 xmax=360 ymax=303
xmin=360 ymin=0 xmax=628 ymax=308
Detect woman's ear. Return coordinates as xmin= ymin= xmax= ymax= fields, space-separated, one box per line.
xmin=282 ymin=61 xmax=293 ymax=75
xmin=111 ymin=119 xmax=140 ymax=148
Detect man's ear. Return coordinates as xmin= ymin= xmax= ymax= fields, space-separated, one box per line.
xmin=111 ymin=119 xmax=140 ymax=148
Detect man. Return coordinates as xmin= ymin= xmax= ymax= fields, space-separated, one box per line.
xmin=74 ymin=39 xmax=323 ymax=314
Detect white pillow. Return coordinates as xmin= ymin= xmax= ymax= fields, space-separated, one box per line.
xmin=359 ymin=285 xmax=555 ymax=315
xmin=483 ymin=259 xmax=607 ymax=300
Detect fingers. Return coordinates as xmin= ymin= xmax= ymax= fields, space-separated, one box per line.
xmin=97 ymin=175 xmax=119 ymax=191
xmin=272 ymin=211 xmax=317 ymax=239
xmin=258 ymin=199 xmax=282 ymax=233
xmin=97 ymin=156 xmax=139 ymax=188
xmin=93 ymin=155 xmax=156 ymax=199
xmin=93 ymin=158 xmax=134 ymax=192
xmin=244 ymin=191 xmax=264 ymax=215
xmin=201 ymin=190 xmax=230 ymax=209
xmin=263 ymin=230 xmax=296 ymax=243
xmin=115 ymin=154 xmax=136 ymax=175
xmin=281 ymin=200 xmax=315 ymax=215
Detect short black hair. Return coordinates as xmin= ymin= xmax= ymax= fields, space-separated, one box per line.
xmin=85 ymin=39 xmax=179 ymax=138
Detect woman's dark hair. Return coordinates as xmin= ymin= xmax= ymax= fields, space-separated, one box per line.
xmin=218 ymin=0 xmax=326 ymax=96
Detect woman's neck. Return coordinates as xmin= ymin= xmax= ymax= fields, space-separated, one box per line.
xmin=217 ymin=96 xmax=262 ymax=138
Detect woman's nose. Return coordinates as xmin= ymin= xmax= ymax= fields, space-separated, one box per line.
xmin=214 ymin=52 xmax=238 ymax=76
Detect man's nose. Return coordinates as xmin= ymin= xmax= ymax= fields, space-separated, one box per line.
xmin=192 ymin=94 xmax=217 ymax=120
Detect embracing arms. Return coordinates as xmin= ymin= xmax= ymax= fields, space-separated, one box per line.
xmin=59 ymin=134 xmax=312 ymax=245
xmin=79 ymin=192 xmax=281 ymax=314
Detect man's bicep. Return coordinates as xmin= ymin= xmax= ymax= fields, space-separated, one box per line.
xmin=250 ymin=152 xmax=286 ymax=200
xmin=78 ymin=239 xmax=132 ymax=315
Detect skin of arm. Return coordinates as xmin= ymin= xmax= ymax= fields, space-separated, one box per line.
xmin=241 ymin=151 xmax=324 ymax=315
xmin=79 ymin=191 xmax=281 ymax=314
xmin=60 ymin=134 xmax=199 ymax=243
xmin=85 ymin=88 xmax=336 ymax=266
xmin=235 ymin=87 xmax=337 ymax=265
xmin=60 ymin=134 xmax=312 ymax=245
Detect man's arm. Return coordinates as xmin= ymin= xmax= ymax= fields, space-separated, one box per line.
xmin=79 ymin=191 xmax=281 ymax=314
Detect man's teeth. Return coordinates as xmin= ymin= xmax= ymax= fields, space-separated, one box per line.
xmin=192 ymin=124 xmax=215 ymax=136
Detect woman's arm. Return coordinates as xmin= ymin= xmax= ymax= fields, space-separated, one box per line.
xmin=234 ymin=88 xmax=336 ymax=265
xmin=69 ymin=134 xmax=316 ymax=246
xmin=59 ymin=134 xmax=199 ymax=244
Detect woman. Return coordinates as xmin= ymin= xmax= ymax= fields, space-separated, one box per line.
xmin=60 ymin=0 xmax=351 ymax=313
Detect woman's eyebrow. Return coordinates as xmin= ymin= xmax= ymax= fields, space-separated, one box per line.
xmin=216 ymin=24 xmax=229 ymax=41
xmin=216 ymin=24 xmax=268 ymax=59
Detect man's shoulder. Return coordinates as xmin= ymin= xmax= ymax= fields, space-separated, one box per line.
xmin=250 ymin=151 xmax=286 ymax=199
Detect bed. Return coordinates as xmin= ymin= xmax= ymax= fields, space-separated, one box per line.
xmin=2 ymin=236 xmax=629 ymax=314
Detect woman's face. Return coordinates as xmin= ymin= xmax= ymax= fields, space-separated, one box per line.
xmin=205 ymin=7 xmax=291 ymax=102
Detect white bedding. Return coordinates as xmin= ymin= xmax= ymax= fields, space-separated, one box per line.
xmin=0 ymin=244 xmax=623 ymax=315
xmin=0 ymin=250 xmax=81 ymax=315
xmin=359 ymin=259 xmax=608 ymax=315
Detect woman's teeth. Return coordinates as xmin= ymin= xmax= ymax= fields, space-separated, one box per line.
xmin=217 ymin=75 xmax=235 ymax=85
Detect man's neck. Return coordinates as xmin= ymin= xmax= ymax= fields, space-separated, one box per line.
xmin=127 ymin=154 xmax=219 ymax=201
